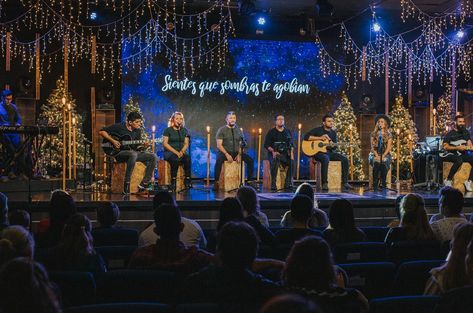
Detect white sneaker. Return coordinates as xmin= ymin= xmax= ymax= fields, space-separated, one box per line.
xmin=444 ymin=179 xmax=453 ymax=187
xmin=464 ymin=180 xmax=473 ymax=192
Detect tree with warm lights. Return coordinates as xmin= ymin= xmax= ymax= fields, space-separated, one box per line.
xmin=390 ymin=95 xmax=418 ymax=179
xmin=436 ymin=93 xmax=453 ymax=136
xmin=124 ymin=96 xmax=149 ymax=140
xmin=333 ymin=91 xmax=365 ymax=180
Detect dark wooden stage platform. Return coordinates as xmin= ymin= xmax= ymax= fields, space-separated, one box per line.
xmin=3 ymin=180 xmax=473 ymax=229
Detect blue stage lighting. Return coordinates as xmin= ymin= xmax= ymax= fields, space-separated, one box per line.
xmin=372 ymin=22 xmax=381 ymax=32
xmin=257 ymin=17 xmax=266 ymax=26
xmin=90 ymin=12 xmax=98 ymax=20
xmin=456 ymin=30 xmax=465 ymax=39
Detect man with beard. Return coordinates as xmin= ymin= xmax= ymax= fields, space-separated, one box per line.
xmin=442 ymin=114 xmax=473 ymax=191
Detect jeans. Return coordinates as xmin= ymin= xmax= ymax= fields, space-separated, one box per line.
xmin=268 ymin=152 xmax=293 ymax=187
xmin=312 ymin=151 xmax=349 ymax=184
xmin=214 ymin=151 xmax=254 ymax=181
xmin=114 ymin=150 xmax=158 ymax=184
xmin=442 ymin=154 xmax=473 ymax=181
xmin=164 ymin=151 xmax=191 ymax=178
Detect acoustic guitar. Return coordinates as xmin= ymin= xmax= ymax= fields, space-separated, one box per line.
xmin=439 ymin=139 xmax=473 ymax=157
xmin=102 ymin=133 xmax=162 ymax=156
xmin=301 ymin=139 xmax=348 ymax=156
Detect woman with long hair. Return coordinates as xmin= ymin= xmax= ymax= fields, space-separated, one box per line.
xmin=323 ymin=199 xmax=366 ymax=246
xmin=0 ymin=226 xmax=35 ymax=267
xmin=369 ymin=115 xmax=393 ymax=191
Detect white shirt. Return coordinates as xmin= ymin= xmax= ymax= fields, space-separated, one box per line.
xmin=430 ymin=217 xmax=468 ymax=243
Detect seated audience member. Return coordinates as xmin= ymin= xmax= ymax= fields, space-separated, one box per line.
xmin=96 ymin=201 xmax=120 ymax=228
xmin=282 ymin=236 xmax=369 ymax=313
xmin=237 ymin=186 xmax=276 ymax=246
xmin=0 ymin=226 xmax=35 ymax=266
xmin=0 ymin=192 xmax=9 ymax=232
xmin=129 ymin=204 xmax=214 ymax=274
xmin=430 ymin=187 xmax=468 ymax=243
xmin=0 ymin=258 xmax=62 ymax=313
xmin=259 ymin=294 xmax=321 ymax=313
xmin=280 ymin=183 xmax=328 ymax=228
xmin=139 ymin=191 xmax=206 ymax=249
xmin=323 ymin=199 xmax=366 ymax=246
xmin=385 ymin=193 xmax=435 ymax=245
xmin=276 ymin=195 xmax=323 ymax=245
xmin=8 ymin=210 xmax=30 ymax=229
xmin=42 ymin=214 xmax=106 ymax=276
xmin=184 ymin=221 xmax=281 ymax=305
xmin=466 ymin=237 xmax=473 ymax=280
xmin=387 ymin=195 xmax=404 ymax=228
xmin=35 ymin=189 xmax=77 ymax=248
xmin=425 ymin=223 xmax=473 ymax=295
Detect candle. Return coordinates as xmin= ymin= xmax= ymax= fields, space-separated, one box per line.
xmin=396 ymin=129 xmax=400 ymax=189
xmin=433 ymin=108 xmax=437 ymax=136
xmin=72 ymin=117 xmax=77 ymax=180
xmin=408 ymin=134 xmax=413 ymax=173
xmin=151 ymin=125 xmax=156 ymax=154
xmin=297 ymin=123 xmax=302 ymax=180
xmin=206 ymin=125 xmax=210 ymax=186
xmin=62 ymin=103 xmax=66 ymax=190
xmin=67 ymin=103 xmax=72 ymax=179
xmin=257 ymin=128 xmax=262 ymax=181
xmin=349 ymin=124 xmax=353 ymax=180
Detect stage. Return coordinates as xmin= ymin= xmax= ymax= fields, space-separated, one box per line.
xmin=3 ymin=180 xmax=473 ymax=230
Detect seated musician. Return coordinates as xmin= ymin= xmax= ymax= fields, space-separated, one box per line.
xmin=442 ymin=114 xmax=473 ymax=192
xmin=264 ymin=114 xmax=294 ymax=191
xmin=304 ymin=113 xmax=352 ymax=191
xmin=162 ymin=111 xmax=192 ymax=191
xmin=99 ymin=112 xmax=158 ymax=194
xmin=0 ymin=89 xmax=29 ymax=181
xmin=369 ymin=115 xmax=392 ymax=191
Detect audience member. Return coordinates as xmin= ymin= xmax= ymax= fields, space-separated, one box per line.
xmin=323 ymin=199 xmax=366 ymax=246
xmin=282 ymin=236 xmax=369 ymax=313
xmin=430 ymin=187 xmax=468 ymax=243
xmin=42 ymin=214 xmax=106 ymax=276
xmin=276 ymin=195 xmax=322 ymax=245
xmin=259 ymin=294 xmax=321 ymax=313
xmin=0 ymin=226 xmax=34 ymax=266
xmin=0 ymin=258 xmax=62 ymax=313
xmin=425 ymin=222 xmax=473 ymax=295
xmin=387 ymin=195 xmax=404 ymax=228
xmin=96 ymin=201 xmax=120 ymax=228
xmin=0 ymin=192 xmax=9 ymax=232
xmin=385 ymin=193 xmax=435 ymax=245
xmin=8 ymin=210 xmax=30 ymax=229
xmin=139 ymin=191 xmax=207 ymax=248
xmin=280 ymin=183 xmax=328 ymax=228
xmin=129 ymin=204 xmax=214 ymax=274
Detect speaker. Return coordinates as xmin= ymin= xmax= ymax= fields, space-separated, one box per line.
xmin=413 ymin=85 xmax=428 ymax=107
xmin=98 ymin=87 xmax=115 ymax=105
xmin=15 ymin=76 xmax=34 ymax=98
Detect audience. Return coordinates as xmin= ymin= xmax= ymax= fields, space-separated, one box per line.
xmin=425 ymin=222 xmax=473 ymax=295
xmin=0 ymin=258 xmax=62 ymax=313
xmin=184 ymin=221 xmax=281 ymax=305
xmin=323 ymin=199 xmax=366 ymax=246
xmin=96 ymin=202 xmax=120 ymax=229
xmin=259 ymin=294 xmax=321 ymax=313
xmin=0 ymin=226 xmax=35 ymax=267
xmin=280 ymin=183 xmax=328 ymax=228
xmin=282 ymin=236 xmax=369 ymax=313
xmin=129 ymin=204 xmax=214 ymax=274
xmin=139 ymin=191 xmax=207 ymax=249
xmin=387 ymin=195 xmax=404 ymax=228
xmin=0 ymin=192 xmax=9 ymax=232
xmin=35 ymin=190 xmax=77 ymax=249
xmin=276 ymin=195 xmax=323 ymax=245
xmin=430 ymin=187 xmax=468 ymax=243
xmin=8 ymin=209 xmax=30 ymax=229
xmin=385 ymin=193 xmax=435 ymax=245
xmin=42 ymin=213 xmax=106 ymax=276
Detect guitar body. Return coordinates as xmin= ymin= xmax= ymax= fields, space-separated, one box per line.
xmin=439 ymin=139 xmax=473 ymax=158
xmin=302 ymin=140 xmax=332 ymax=156
xmin=102 ymin=133 xmax=136 ymax=157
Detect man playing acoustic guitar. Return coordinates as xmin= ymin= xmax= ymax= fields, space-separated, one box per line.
xmin=99 ymin=112 xmax=158 ymax=194
xmin=304 ymin=113 xmax=352 ymax=191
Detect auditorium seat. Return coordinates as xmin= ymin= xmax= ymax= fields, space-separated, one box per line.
xmin=333 ymin=242 xmax=387 ymax=264
xmin=393 ymin=260 xmax=445 ymax=296
xmin=96 ymin=270 xmax=178 ymax=303
xmin=92 ymin=228 xmax=139 ymax=247
xmin=359 ymin=227 xmax=389 ymax=242
xmin=95 ymin=246 xmax=137 ymax=270
xmin=64 ymin=303 xmax=171 ymax=313
xmin=370 ymin=295 xmax=440 ymax=313
xmin=387 ymin=241 xmax=441 ymax=264
xmin=49 ymin=271 xmax=96 ymax=307
xmin=433 ymin=286 xmax=473 ymax=313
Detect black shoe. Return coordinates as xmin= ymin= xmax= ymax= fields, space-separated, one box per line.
xmin=185 ymin=177 xmax=193 ymax=189
xmin=123 ymin=182 xmax=130 ymax=195
xmin=342 ymin=183 xmax=354 ymax=190
xmin=170 ymin=178 xmax=177 ymax=192
xmin=321 ymin=183 xmax=329 ymax=191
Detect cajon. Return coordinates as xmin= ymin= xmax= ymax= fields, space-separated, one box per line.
xmin=157 ymin=160 xmax=185 ymax=192
xmin=443 ymin=162 xmax=471 ymax=193
xmin=111 ymin=162 xmax=146 ymax=194
xmin=310 ymin=160 xmax=341 ymax=190
xmin=218 ymin=161 xmax=245 ymax=191
xmin=368 ymin=165 xmax=392 ymax=189
xmin=262 ymin=160 xmax=289 ymax=190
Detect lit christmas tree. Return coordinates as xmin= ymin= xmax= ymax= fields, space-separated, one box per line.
xmin=333 ymin=91 xmax=365 ymax=180
xmin=390 ymin=95 xmax=419 ymax=179
xmin=123 ymin=96 xmax=148 ymax=140
xmin=37 ymin=79 xmax=87 ymax=174
xmin=436 ymin=94 xmax=453 ymax=136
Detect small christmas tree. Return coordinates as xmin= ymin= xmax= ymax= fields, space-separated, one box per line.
xmin=333 ymin=91 xmax=365 ymax=180
xmin=390 ymin=95 xmax=418 ymax=179
xmin=124 ymin=96 xmax=148 ymax=140
xmin=436 ymin=94 xmax=453 ymax=136
xmin=38 ymin=79 xmax=87 ymax=174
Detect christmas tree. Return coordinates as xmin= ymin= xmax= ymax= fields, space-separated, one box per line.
xmin=436 ymin=94 xmax=453 ymax=136
xmin=38 ymin=79 xmax=87 ymax=174
xmin=124 ymin=96 xmax=148 ymax=140
xmin=333 ymin=91 xmax=365 ymax=180
xmin=390 ymin=95 xmax=419 ymax=179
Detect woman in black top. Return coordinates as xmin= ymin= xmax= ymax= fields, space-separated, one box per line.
xmin=323 ymin=199 xmax=366 ymax=246
xmin=163 ymin=112 xmax=192 ymax=190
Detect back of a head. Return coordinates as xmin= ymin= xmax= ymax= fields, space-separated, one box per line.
xmin=0 ymin=192 xmax=8 ymax=225
xmin=49 ymin=190 xmax=77 ymax=227
xmin=259 ymin=294 xmax=321 ymax=313
xmin=0 ymin=226 xmax=35 ymax=267
xmin=218 ymin=197 xmax=244 ymax=230
xmin=8 ymin=210 xmax=30 ymax=229
xmin=0 ymin=258 xmax=61 ymax=313
xmin=236 ymin=186 xmax=259 ymax=215
xmin=153 ymin=191 xmax=176 ymax=209
xmin=329 ymin=199 xmax=355 ymax=231
xmin=283 ymin=236 xmax=335 ymax=290
xmin=440 ymin=186 xmax=464 ymax=217
xmin=290 ymin=195 xmax=313 ymax=224
xmin=295 ymin=183 xmax=314 ymax=204
xmin=217 ymin=221 xmax=258 ymax=270
xmin=153 ymin=204 xmax=182 ymax=240
xmin=96 ymin=202 xmax=120 ymax=228
xmin=400 ymin=193 xmax=426 ymax=227
xmin=60 ymin=214 xmax=94 ymax=257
